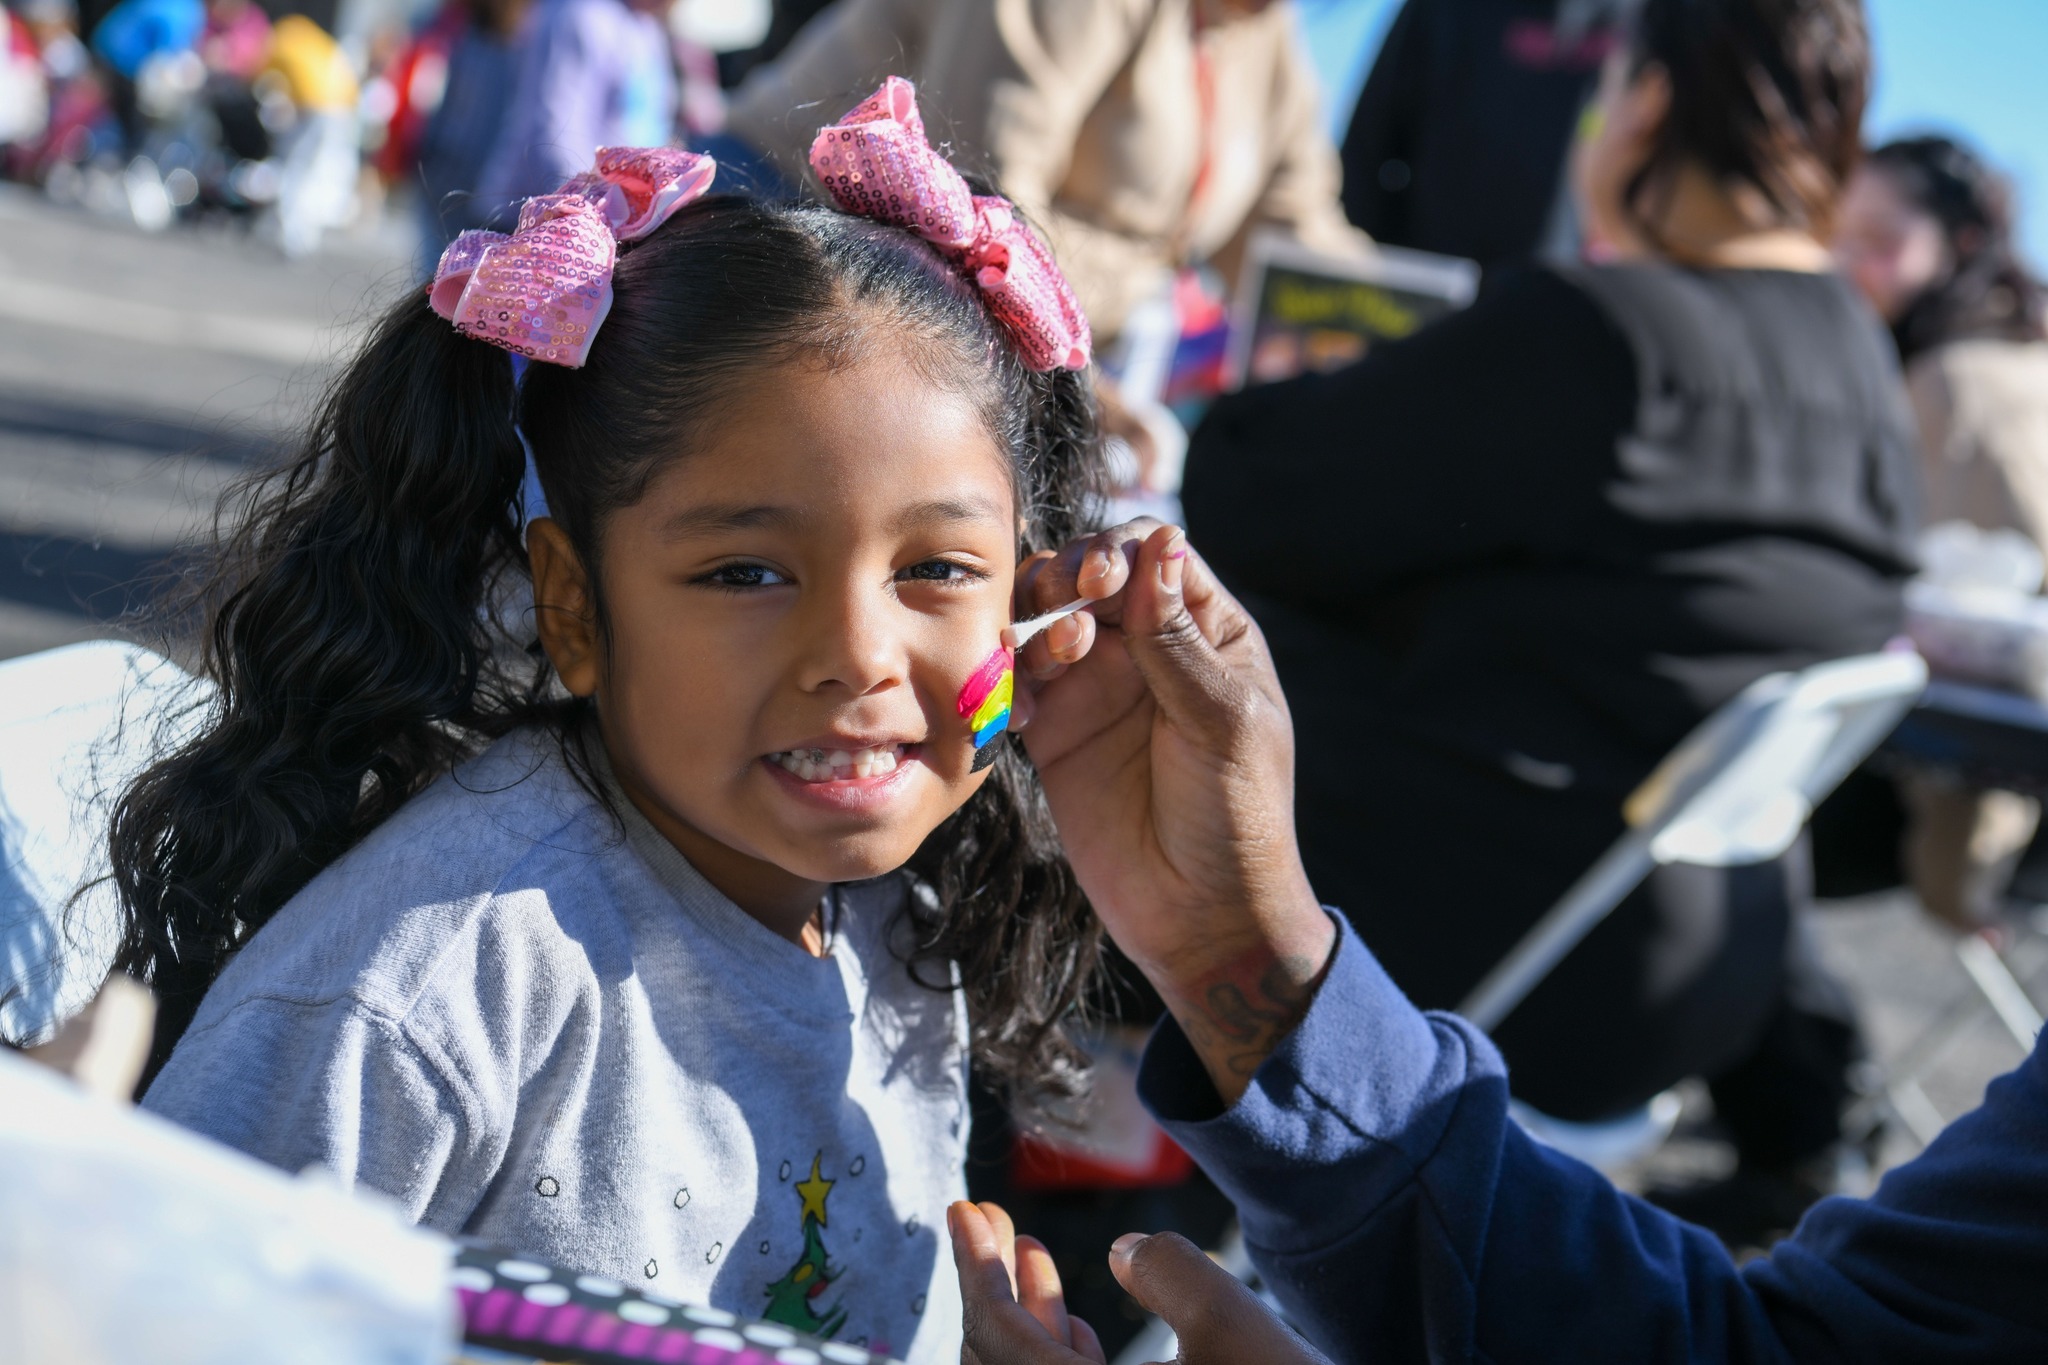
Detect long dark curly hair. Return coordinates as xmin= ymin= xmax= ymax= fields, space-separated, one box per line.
xmin=107 ymin=193 xmax=1109 ymax=1097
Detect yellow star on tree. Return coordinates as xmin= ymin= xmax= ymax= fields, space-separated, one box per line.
xmin=795 ymin=1153 xmax=834 ymax=1227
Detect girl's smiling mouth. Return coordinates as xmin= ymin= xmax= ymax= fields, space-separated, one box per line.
xmin=769 ymin=742 xmax=910 ymax=782
xmin=762 ymin=740 xmax=924 ymax=811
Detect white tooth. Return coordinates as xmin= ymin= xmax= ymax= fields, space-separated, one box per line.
xmin=829 ymin=749 xmax=853 ymax=771
xmin=855 ymin=750 xmax=874 ymax=778
xmin=875 ymin=750 xmax=896 ymax=773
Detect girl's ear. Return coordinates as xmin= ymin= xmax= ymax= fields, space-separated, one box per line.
xmin=528 ymin=518 xmax=603 ymax=697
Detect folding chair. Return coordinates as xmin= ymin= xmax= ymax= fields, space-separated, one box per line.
xmin=1839 ymin=916 xmax=2046 ymax=1151
xmin=0 ymin=640 xmax=202 ymax=1044
xmin=1852 ymin=680 xmax=2048 ymax=1150
xmin=1459 ymin=650 xmax=1929 ymax=1167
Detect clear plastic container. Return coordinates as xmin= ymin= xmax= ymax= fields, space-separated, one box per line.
xmin=0 ymin=1050 xmax=457 ymax=1364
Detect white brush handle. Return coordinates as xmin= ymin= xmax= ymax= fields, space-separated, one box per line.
xmin=1003 ymin=596 xmax=1092 ymax=649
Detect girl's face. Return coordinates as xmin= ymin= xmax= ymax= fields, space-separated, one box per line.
xmin=1835 ymin=165 xmax=1950 ymax=323
xmin=531 ymin=349 xmax=1018 ymax=923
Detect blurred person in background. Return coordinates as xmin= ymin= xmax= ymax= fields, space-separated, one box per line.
xmin=1341 ymin=0 xmax=1633 ymax=273
xmin=17 ymin=0 xmax=86 ymax=87
xmin=260 ymin=11 xmax=359 ymax=255
xmin=1836 ymin=136 xmax=2048 ymax=931
xmin=6 ymin=0 xmax=103 ymax=184
xmin=471 ymin=0 xmax=674 ymax=222
xmin=196 ymin=0 xmax=262 ymax=79
xmin=409 ymin=0 xmax=531 ymax=261
xmin=87 ymin=0 xmax=199 ymax=153
xmin=1182 ymin=0 xmax=1916 ymax=1249
xmin=0 ymin=0 xmax=49 ymax=152
xmin=722 ymin=0 xmax=1367 ymax=350
xmin=715 ymin=0 xmax=831 ymax=88
xmin=1839 ymin=139 xmax=2048 ymax=561
xmin=194 ymin=0 xmax=270 ymax=181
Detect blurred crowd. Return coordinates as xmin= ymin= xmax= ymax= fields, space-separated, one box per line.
xmin=0 ymin=0 xmax=746 ymax=255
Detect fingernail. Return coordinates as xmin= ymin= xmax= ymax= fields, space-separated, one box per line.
xmin=1109 ymin=1233 xmax=1146 ymax=1263
xmin=1078 ymin=545 xmax=1113 ymax=590
xmin=1159 ymin=531 xmax=1186 ymax=593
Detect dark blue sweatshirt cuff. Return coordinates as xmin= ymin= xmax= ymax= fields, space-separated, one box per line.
xmin=1136 ymin=912 xmax=1508 ymax=1260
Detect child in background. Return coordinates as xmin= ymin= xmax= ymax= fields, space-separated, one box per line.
xmin=123 ymin=83 xmax=1102 ymax=1363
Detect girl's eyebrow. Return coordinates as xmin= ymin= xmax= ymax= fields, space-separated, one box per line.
xmin=889 ymin=495 xmax=1008 ymax=533
xmin=657 ymin=503 xmax=804 ymax=539
xmin=656 ymin=495 xmax=1006 ymax=541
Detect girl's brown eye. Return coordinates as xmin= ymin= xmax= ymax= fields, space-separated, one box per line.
xmin=703 ymin=563 xmax=789 ymax=588
xmin=901 ymin=560 xmax=981 ymax=583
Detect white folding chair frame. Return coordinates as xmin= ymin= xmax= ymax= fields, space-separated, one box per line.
xmin=1460 ymin=651 xmax=1929 ymax=1033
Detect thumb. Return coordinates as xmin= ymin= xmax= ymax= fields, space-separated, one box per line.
xmin=1116 ymin=526 xmax=1251 ymax=753
xmin=1108 ymin=1232 xmax=1327 ymax=1365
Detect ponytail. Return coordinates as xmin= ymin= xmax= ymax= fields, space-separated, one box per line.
xmin=110 ymin=296 xmax=541 ymax=1080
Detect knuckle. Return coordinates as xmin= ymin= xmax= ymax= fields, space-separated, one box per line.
xmin=1153 ymin=602 xmax=1206 ymax=653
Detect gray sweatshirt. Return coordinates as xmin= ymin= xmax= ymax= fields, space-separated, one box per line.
xmin=142 ymin=730 xmax=970 ymax=1363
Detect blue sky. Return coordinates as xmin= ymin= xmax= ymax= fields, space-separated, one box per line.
xmin=1296 ymin=0 xmax=2048 ymax=268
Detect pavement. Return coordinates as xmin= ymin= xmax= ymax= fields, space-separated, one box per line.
xmin=0 ymin=183 xmax=414 ymax=659
xmin=1 ymin=185 xmax=2040 ymax=1186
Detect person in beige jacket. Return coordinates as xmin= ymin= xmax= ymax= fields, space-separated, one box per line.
xmin=1837 ymin=135 xmax=2048 ymax=928
xmin=725 ymin=0 xmax=1367 ymax=343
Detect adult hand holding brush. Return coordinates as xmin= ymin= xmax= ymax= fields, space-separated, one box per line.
xmin=1007 ymin=520 xmax=1335 ymax=1105
xmin=955 ymin=519 xmax=1336 ymax=1365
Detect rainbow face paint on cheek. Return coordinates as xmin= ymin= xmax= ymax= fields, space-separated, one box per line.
xmin=955 ymin=597 xmax=1090 ymax=772
xmin=957 ymin=645 xmax=1014 ymax=772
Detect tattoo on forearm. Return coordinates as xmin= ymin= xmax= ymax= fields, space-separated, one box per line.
xmin=1178 ymin=954 xmax=1321 ymax=1078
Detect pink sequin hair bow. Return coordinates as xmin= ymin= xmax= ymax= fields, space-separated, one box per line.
xmin=809 ymin=78 xmax=1092 ymax=372
xmin=427 ymin=146 xmax=717 ymax=368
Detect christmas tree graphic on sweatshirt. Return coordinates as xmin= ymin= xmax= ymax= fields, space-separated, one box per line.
xmin=762 ymin=1152 xmax=851 ymax=1338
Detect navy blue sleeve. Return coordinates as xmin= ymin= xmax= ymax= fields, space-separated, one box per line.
xmin=1137 ymin=915 xmax=2048 ymax=1363
xmin=1744 ymin=1040 xmax=2048 ymax=1359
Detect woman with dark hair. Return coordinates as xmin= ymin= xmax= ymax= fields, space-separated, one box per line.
xmin=1841 ymin=137 xmax=2048 ymax=395
xmin=1839 ymin=136 xmax=2048 ymax=547
xmin=1182 ymin=0 xmax=1915 ymax=1246
xmin=1835 ymin=137 xmax=2048 ymax=930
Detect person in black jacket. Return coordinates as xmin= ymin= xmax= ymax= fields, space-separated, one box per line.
xmin=1342 ymin=0 xmax=1634 ymax=271
xmin=1184 ymin=0 xmax=1917 ymax=1246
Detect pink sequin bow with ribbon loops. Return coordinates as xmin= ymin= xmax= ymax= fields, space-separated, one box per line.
xmin=809 ymin=78 xmax=1092 ymax=372
xmin=427 ymin=147 xmax=716 ymax=368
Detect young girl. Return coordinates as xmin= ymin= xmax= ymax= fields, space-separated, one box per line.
xmin=119 ymin=81 xmax=1105 ymax=1363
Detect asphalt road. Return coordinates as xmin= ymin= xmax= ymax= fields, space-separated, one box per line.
xmin=1 ymin=183 xmax=2038 ymax=1185
xmin=0 ymin=183 xmax=413 ymax=659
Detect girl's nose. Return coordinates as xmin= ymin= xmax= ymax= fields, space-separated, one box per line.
xmin=793 ymin=583 xmax=908 ymax=697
